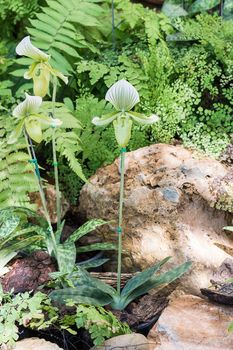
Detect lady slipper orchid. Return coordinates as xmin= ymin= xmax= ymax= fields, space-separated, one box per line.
xmin=16 ymin=36 xmax=68 ymax=97
xmin=92 ymin=79 xmax=159 ymax=147
xmin=8 ymin=93 xmax=62 ymax=144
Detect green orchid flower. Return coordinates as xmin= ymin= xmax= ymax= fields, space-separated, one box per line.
xmin=8 ymin=93 xmax=62 ymax=144
xmin=92 ymin=79 xmax=159 ymax=147
xmin=16 ymin=36 xmax=68 ymax=97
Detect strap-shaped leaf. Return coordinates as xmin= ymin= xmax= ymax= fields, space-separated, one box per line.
xmin=49 ymin=286 xmax=112 ymax=306
xmin=55 ymin=220 xmax=65 ymax=244
xmin=77 ymin=258 xmax=109 ymax=270
xmin=66 ymin=219 xmax=107 ymax=244
xmin=57 ymin=242 xmax=76 ymax=274
xmin=121 ymin=256 xmax=171 ymax=298
xmin=121 ymin=261 xmax=192 ymax=309
xmin=76 ymin=242 xmax=116 ymax=253
xmin=0 ymin=215 xmax=20 ymax=239
xmin=71 ymin=268 xmax=116 ymax=296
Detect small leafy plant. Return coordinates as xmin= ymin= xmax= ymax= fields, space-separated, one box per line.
xmin=74 ymin=304 xmax=131 ymax=345
xmin=0 ymin=206 xmax=115 ymax=275
xmin=0 ymin=287 xmax=58 ymax=348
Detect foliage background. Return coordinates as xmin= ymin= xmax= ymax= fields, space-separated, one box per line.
xmin=0 ymin=0 xmax=232 ymax=205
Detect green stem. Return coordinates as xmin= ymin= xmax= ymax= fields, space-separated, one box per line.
xmin=24 ymin=130 xmax=58 ymax=258
xmin=51 ymin=77 xmax=61 ymax=228
xmin=117 ymin=149 xmax=125 ymax=294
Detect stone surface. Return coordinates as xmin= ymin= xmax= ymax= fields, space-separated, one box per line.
xmin=147 ymin=295 xmax=233 ymax=350
xmin=92 ymin=333 xmax=149 ymax=350
xmin=78 ymin=144 xmax=233 ymax=295
xmin=1 ymin=251 xmax=56 ymax=293
xmin=30 ymin=184 xmax=70 ymax=223
xmin=14 ymin=337 xmax=63 ymax=350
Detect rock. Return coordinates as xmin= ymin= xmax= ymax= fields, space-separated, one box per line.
xmin=1 ymin=251 xmax=56 ymax=293
xmin=30 ymin=184 xmax=70 ymax=223
xmin=78 ymin=144 xmax=233 ymax=295
xmin=14 ymin=337 xmax=63 ymax=350
xmin=147 ymin=295 xmax=233 ymax=350
xmin=92 ymin=333 xmax=149 ymax=350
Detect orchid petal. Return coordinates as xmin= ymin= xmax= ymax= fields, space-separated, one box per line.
xmin=128 ymin=112 xmax=160 ymax=125
xmin=16 ymin=36 xmax=49 ymax=61
xmin=92 ymin=112 xmax=118 ymax=126
xmin=24 ymin=62 xmax=37 ymax=79
xmin=34 ymin=114 xmax=63 ymax=127
xmin=50 ymin=67 xmax=68 ymax=84
xmin=13 ymin=93 xmax=42 ymax=118
xmin=105 ymin=79 xmax=140 ymax=111
xmin=8 ymin=119 xmax=25 ymax=144
xmin=113 ymin=116 xmax=132 ymax=147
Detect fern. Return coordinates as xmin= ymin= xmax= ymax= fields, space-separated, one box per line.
xmin=42 ymin=102 xmax=86 ymax=182
xmin=0 ymin=115 xmax=37 ymax=210
xmin=14 ymin=0 xmax=106 ymax=78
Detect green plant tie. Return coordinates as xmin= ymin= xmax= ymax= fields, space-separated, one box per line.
xmin=117 ymin=227 xmax=122 ymax=234
xmin=28 ymin=159 xmax=40 ymax=177
xmin=120 ymin=147 xmax=127 ymax=153
xmin=53 ymin=161 xmax=59 ymax=167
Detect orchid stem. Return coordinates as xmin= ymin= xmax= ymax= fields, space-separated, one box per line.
xmin=117 ymin=148 xmax=126 ymax=294
xmin=51 ymin=77 xmax=61 ymax=229
xmin=24 ymin=130 xmax=58 ymax=258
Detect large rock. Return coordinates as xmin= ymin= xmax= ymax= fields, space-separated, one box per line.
xmin=14 ymin=337 xmax=63 ymax=350
xmin=92 ymin=333 xmax=149 ymax=350
xmin=78 ymin=144 xmax=233 ymax=295
xmin=147 ymin=295 xmax=233 ymax=350
xmin=30 ymin=184 xmax=70 ymax=223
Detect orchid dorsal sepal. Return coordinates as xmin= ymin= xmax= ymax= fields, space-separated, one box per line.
xmin=105 ymin=79 xmax=140 ymax=112
xmin=16 ymin=36 xmax=50 ymax=62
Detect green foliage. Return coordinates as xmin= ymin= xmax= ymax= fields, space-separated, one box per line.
xmin=162 ymin=0 xmax=233 ymax=19
xmin=50 ymin=258 xmax=192 ymax=310
xmin=0 ymin=207 xmax=114 ymax=274
xmin=229 ymin=321 xmax=233 ymax=332
xmin=0 ymin=0 xmax=39 ymax=39
xmin=15 ymin=0 xmax=106 ymax=77
xmin=0 ymin=289 xmax=58 ymax=348
xmin=0 ymin=114 xmax=38 ymax=210
xmin=74 ymin=304 xmax=131 ymax=345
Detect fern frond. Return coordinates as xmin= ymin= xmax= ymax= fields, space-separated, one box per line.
xmin=23 ymin=0 xmax=105 ymax=74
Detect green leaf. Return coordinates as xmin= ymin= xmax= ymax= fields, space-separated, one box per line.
xmin=189 ymin=0 xmax=220 ymax=14
xmin=0 ymin=215 xmax=20 ymax=239
xmin=66 ymin=219 xmax=107 ymax=244
xmin=228 ymin=322 xmax=233 ymax=333
xmin=121 ymin=261 xmax=192 ymax=309
xmin=57 ymin=242 xmax=76 ymax=274
xmin=121 ymin=256 xmax=171 ymax=298
xmin=77 ymin=258 xmax=109 ymax=270
xmin=76 ymin=242 xmax=116 ymax=253
xmin=49 ymin=286 xmax=112 ymax=306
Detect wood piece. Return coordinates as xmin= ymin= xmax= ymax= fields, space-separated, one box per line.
xmin=90 ymin=272 xmax=135 ymax=288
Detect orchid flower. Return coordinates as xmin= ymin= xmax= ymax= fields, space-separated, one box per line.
xmin=8 ymin=93 xmax=62 ymax=144
xmin=92 ymin=80 xmax=159 ymax=147
xmin=16 ymin=36 xmax=68 ymax=97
